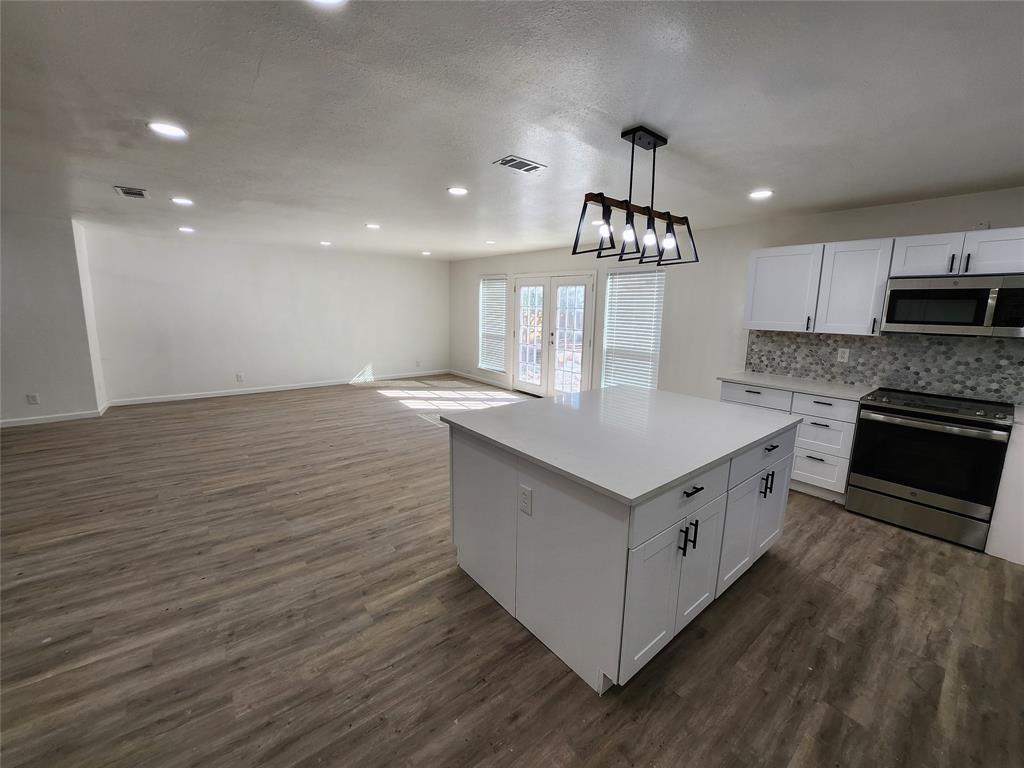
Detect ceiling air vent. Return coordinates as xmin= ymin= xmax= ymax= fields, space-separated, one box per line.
xmin=113 ymin=185 xmax=148 ymax=199
xmin=493 ymin=155 xmax=547 ymax=175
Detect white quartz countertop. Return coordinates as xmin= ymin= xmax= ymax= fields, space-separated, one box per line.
xmin=441 ymin=386 xmax=802 ymax=505
xmin=718 ymin=371 xmax=874 ymax=401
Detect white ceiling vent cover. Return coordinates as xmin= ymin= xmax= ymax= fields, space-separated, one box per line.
xmin=493 ymin=155 xmax=547 ymax=175
xmin=113 ymin=185 xmax=148 ymax=199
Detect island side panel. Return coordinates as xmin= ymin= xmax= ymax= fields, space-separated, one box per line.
xmin=450 ymin=429 xmax=519 ymax=616
xmin=515 ymin=459 xmax=631 ymax=694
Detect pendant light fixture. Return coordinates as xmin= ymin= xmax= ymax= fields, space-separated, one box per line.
xmin=572 ymin=125 xmax=698 ymax=267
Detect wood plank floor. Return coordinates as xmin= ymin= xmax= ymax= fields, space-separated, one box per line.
xmin=2 ymin=379 xmax=1022 ymax=768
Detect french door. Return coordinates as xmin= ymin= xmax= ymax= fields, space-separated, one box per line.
xmin=512 ymin=273 xmax=595 ymax=396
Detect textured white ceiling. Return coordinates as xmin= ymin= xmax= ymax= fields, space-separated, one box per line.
xmin=2 ymin=1 xmax=1022 ymax=260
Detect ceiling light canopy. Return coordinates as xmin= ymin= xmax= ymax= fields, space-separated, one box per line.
xmin=447 ymin=186 xmax=469 ymax=196
xmin=178 ymin=226 xmax=195 ymax=233
xmin=171 ymin=197 xmax=193 ymax=206
xmin=148 ymin=121 xmax=188 ymax=140
xmin=749 ymin=188 xmax=774 ymax=200
xmin=572 ymin=125 xmax=698 ymax=267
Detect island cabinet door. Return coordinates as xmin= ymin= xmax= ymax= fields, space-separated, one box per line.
xmin=674 ymin=494 xmax=726 ymax=635
xmin=619 ymin=524 xmax=683 ymax=683
xmin=717 ymin=472 xmax=762 ymax=597
xmin=754 ymin=453 xmax=794 ymax=556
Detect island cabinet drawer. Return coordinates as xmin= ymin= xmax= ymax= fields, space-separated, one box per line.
xmin=791 ymin=392 xmax=859 ymax=423
xmin=728 ymin=427 xmax=796 ymax=488
xmin=793 ymin=451 xmax=850 ymax=493
xmin=796 ymin=415 xmax=855 ymax=459
xmin=629 ymin=463 xmax=729 ymax=547
xmin=720 ymin=382 xmax=793 ymax=412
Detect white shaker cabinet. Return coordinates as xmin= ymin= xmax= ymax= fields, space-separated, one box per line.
xmin=717 ymin=472 xmax=760 ymax=596
xmin=814 ymin=239 xmax=893 ymax=335
xmin=890 ymin=232 xmax=966 ymax=276
xmin=754 ymin=453 xmax=794 ymax=555
xmin=674 ymin=494 xmax=726 ymax=635
xmin=744 ymin=243 xmax=824 ymax=332
xmin=961 ymin=226 xmax=1024 ymax=275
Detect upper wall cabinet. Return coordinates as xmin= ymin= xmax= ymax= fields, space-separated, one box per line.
xmin=961 ymin=226 xmax=1024 ymax=275
xmin=744 ymin=244 xmax=824 ymax=332
xmin=890 ymin=232 xmax=966 ymax=276
xmin=814 ymin=238 xmax=893 ymax=336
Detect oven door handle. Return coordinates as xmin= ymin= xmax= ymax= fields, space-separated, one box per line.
xmin=859 ymin=411 xmax=1009 ymax=443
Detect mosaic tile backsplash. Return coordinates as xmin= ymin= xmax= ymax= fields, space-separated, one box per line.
xmin=745 ymin=331 xmax=1024 ymax=404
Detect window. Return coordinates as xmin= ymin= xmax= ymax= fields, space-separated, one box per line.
xmin=479 ymin=276 xmax=508 ymax=372
xmin=601 ymin=270 xmax=665 ymax=389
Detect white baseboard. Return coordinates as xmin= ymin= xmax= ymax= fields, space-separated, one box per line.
xmin=105 ymin=369 xmax=452 ymax=407
xmin=1 ymin=408 xmax=105 ymax=428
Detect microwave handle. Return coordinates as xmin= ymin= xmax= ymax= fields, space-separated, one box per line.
xmin=859 ymin=411 xmax=1009 ymax=442
xmin=948 ymin=253 xmax=955 ymax=273
xmin=984 ymin=287 xmax=999 ymax=327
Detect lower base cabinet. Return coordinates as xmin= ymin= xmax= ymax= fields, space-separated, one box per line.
xmin=717 ymin=452 xmax=793 ymax=597
xmin=619 ymin=494 xmax=727 ymax=683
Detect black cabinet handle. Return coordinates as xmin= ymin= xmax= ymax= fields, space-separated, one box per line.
xmin=760 ymin=475 xmax=769 ymax=498
xmin=764 ymin=443 xmax=780 ymax=453
xmin=805 ymin=454 xmax=826 ymax=462
xmin=678 ymin=527 xmax=689 ymax=556
xmin=688 ymin=519 xmax=699 ymax=551
xmin=810 ymin=421 xmax=830 ymax=428
xmin=767 ymin=470 xmax=776 ymax=494
xmin=683 ymin=485 xmax=705 ymax=499
xmin=744 ymin=389 xmax=762 ymax=395
xmin=949 ymin=254 xmax=956 ymax=273
xmin=805 ymin=316 xmax=811 ymax=331
xmin=871 ymin=317 xmax=877 ymax=334
xmin=812 ymin=400 xmax=833 ymax=406
xmin=964 ymin=253 xmax=971 ymax=272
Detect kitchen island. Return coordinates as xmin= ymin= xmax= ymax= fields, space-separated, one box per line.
xmin=441 ymin=386 xmax=801 ymax=693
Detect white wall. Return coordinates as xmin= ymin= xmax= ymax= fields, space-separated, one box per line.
xmin=1 ymin=212 xmax=102 ymax=424
xmin=82 ymin=225 xmax=450 ymax=404
xmin=450 ymin=187 xmax=1024 ymax=399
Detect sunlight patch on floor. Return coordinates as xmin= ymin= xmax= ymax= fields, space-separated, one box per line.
xmin=379 ymin=389 xmax=527 ymax=411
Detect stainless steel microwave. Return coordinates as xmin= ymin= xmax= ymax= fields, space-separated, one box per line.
xmin=880 ymin=275 xmax=1024 ymax=336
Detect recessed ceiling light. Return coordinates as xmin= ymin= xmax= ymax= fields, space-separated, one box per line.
xmin=485 ymin=240 xmax=496 ymax=245
xmin=365 ymin=223 xmax=381 ymax=230
xmin=447 ymin=186 xmax=469 ymax=196
xmin=320 ymin=241 xmax=332 ymax=246
xmin=178 ymin=226 xmax=195 ymax=233
xmin=309 ymin=0 xmax=347 ymax=5
xmin=749 ymin=188 xmax=774 ymax=200
xmin=148 ymin=121 xmax=189 ymax=140
xmin=421 ymin=251 xmax=432 ymax=256
xmin=171 ymin=197 xmax=193 ymax=206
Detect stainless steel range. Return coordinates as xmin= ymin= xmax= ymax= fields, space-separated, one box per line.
xmin=846 ymin=388 xmax=1013 ymax=550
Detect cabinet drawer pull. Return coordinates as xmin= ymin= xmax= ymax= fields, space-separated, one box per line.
xmin=964 ymin=253 xmax=972 ymax=272
xmin=689 ymin=519 xmax=699 ymax=550
xmin=805 ymin=454 xmax=826 ymax=462
xmin=809 ymin=421 xmax=831 ymax=428
xmin=682 ymin=485 xmax=705 ymax=499
xmin=767 ymin=470 xmax=775 ymax=494
xmin=763 ymin=443 xmax=780 ymax=453
xmin=871 ymin=317 xmax=877 ymax=334
xmin=811 ymin=400 xmax=833 ymax=406
xmin=744 ymin=389 xmax=762 ymax=395
xmin=949 ymin=253 xmax=956 ymax=273
xmin=760 ymin=475 xmax=769 ymax=498
xmin=805 ymin=316 xmax=811 ymax=331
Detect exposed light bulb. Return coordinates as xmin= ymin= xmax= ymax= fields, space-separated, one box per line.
xmin=623 ymin=225 xmax=636 ymax=243
xmin=662 ymin=234 xmax=676 ymax=249
xmin=598 ymin=223 xmax=611 ymax=239
xmin=643 ymin=230 xmax=657 ymax=246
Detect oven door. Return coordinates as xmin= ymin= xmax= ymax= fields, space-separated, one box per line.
xmin=881 ymin=276 xmax=998 ymax=335
xmin=849 ymin=410 xmax=1010 ymax=519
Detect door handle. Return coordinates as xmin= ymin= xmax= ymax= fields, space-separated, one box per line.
xmin=687 ymin=519 xmax=699 ymax=550
xmin=964 ymin=253 xmax=972 ymax=272
xmin=760 ymin=475 xmax=769 ymax=498
xmin=744 ymin=389 xmax=762 ymax=395
xmin=809 ymin=421 xmax=831 ymax=428
xmin=805 ymin=316 xmax=811 ymax=331
xmin=871 ymin=317 xmax=877 ymax=334
xmin=678 ymin=527 xmax=689 ymax=556
xmin=805 ymin=454 xmax=826 ymax=462
xmin=764 ymin=443 xmax=780 ymax=453
xmin=949 ymin=254 xmax=956 ymax=273
xmin=682 ymin=485 xmax=704 ymax=499
xmin=767 ymin=470 xmax=776 ymax=494
xmin=811 ymin=400 xmax=833 ymax=407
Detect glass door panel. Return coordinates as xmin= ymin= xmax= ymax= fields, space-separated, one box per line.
xmin=513 ymin=280 xmax=546 ymax=395
xmin=549 ymin=277 xmax=593 ymax=395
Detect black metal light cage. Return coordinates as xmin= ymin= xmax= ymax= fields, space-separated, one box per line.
xmin=571 ymin=125 xmax=699 ymax=267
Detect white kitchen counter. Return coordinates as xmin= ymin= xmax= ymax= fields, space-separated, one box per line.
xmin=441 ymin=385 xmax=801 ymax=505
xmin=718 ymin=371 xmax=873 ymax=401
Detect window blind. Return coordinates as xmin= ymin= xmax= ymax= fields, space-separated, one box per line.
xmin=479 ymin=276 xmax=508 ymax=372
xmin=601 ymin=270 xmax=665 ymax=389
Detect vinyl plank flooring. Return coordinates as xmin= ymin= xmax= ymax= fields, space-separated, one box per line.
xmin=2 ymin=380 xmax=1022 ymax=767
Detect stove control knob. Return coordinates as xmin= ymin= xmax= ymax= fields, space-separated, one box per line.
xmin=976 ymin=410 xmax=986 ymax=417
xmin=881 ymin=397 xmax=890 ymax=403
xmin=995 ymin=413 xmax=1008 ymax=420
